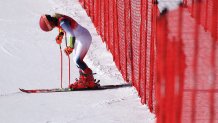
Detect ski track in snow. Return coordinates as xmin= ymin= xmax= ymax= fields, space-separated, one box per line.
xmin=1 ymin=45 xmax=17 ymax=58
xmin=92 ymin=94 xmax=131 ymax=106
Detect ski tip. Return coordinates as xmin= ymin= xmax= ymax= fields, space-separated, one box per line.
xmin=19 ymin=88 xmax=25 ymax=92
xmin=19 ymin=88 xmax=30 ymax=93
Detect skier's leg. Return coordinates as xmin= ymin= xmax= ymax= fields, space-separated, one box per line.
xmin=69 ymin=33 xmax=97 ymax=89
xmin=73 ymin=42 xmax=89 ymax=71
xmin=72 ymin=25 xmax=92 ymax=71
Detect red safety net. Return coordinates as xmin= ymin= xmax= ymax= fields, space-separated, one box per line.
xmin=184 ymin=0 xmax=218 ymax=40
xmin=80 ymin=0 xmax=158 ymax=112
xmin=79 ymin=0 xmax=218 ymax=123
xmin=156 ymin=1 xmax=217 ymax=123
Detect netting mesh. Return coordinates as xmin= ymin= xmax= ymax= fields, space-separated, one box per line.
xmin=79 ymin=0 xmax=218 ymax=122
xmin=117 ymin=0 xmax=126 ymax=80
xmin=157 ymin=1 xmax=218 ymax=123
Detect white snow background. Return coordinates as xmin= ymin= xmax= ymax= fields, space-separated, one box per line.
xmin=0 ymin=0 xmax=157 ymax=123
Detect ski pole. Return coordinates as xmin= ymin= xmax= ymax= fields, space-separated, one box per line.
xmin=59 ymin=44 xmax=63 ymax=88
xmin=64 ymin=33 xmax=71 ymax=86
xmin=57 ymin=29 xmax=64 ymax=88
xmin=67 ymin=55 xmax=71 ymax=86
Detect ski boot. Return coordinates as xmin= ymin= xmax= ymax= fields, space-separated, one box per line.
xmin=69 ymin=68 xmax=99 ymax=89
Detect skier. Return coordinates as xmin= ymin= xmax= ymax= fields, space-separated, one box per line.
xmin=39 ymin=13 xmax=98 ymax=89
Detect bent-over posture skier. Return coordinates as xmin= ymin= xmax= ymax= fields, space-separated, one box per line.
xmin=39 ymin=13 xmax=98 ymax=89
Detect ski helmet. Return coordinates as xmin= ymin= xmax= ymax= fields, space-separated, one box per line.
xmin=39 ymin=15 xmax=53 ymax=32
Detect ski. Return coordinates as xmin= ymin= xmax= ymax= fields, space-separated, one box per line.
xmin=19 ymin=84 xmax=131 ymax=93
xmin=20 ymin=88 xmax=74 ymax=93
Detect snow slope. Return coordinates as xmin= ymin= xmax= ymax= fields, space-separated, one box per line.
xmin=0 ymin=0 xmax=155 ymax=123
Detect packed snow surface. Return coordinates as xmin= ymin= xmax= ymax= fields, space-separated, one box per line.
xmin=0 ymin=0 xmax=155 ymax=123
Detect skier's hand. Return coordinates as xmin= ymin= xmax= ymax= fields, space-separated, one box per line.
xmin=64 ymin=46 xmax=73 ymax=55
xmin=56 ymin=32 xmax=64 ymax=44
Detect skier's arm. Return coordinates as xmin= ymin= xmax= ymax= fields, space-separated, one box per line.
xmin=60 ymin=20 xmax=76 ymax=49
xmin=69 ymin=36 xmax=76 ymax=49
xmin=60 ymin=19 xmax=75 ymax=37
xmin=56 ymin=31 xmax=64 ymax=44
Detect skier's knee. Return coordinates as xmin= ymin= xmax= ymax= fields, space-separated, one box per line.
xmin=75 ymin=58 xmax=82 ymax=66
xmin=74 ymin=58 xmax=83 ymax=67
xmin=74 ymin=58 xmax=87 ymax=70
